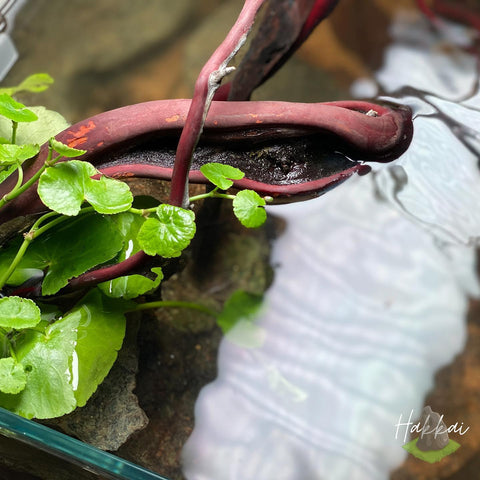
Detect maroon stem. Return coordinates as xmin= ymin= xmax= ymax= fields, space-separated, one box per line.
xmin=228 ymin=0 xmax=340 ymax=101
xmin=0 ymin=97 xmax=413 ymax=295
xmin=433 ymin=0 xmax=480 ymax=31
xmin=415 ymin=0 xmax=438 ymax=22
xmin=295 ymin=0 xmax=340 ymax=46
xmin=0 ymin=99 xmax=413 ymax=224
xmin=67 ymin=251 xmax=150 ymax=290
xmin=169 ymin=0 xmax=265 ymax=207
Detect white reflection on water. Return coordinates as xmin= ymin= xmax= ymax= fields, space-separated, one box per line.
xmin=374 ymin=11 xmax=480 ymax=247
xmin=182 ymin=11 xmax=480 ymax=480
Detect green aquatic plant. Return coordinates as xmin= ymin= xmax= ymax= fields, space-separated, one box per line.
xmin=0 ymin=0 xmax=413 ymax=422
xmin=0 ymin=74 xmax=268 ymax=419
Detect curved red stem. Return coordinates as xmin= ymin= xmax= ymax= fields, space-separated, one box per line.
xmin=416 ymin=0 xmax=437 ymax=21
xmin=67 ymin=251 xmax=150 ymax=290
xmin=297 ymin=0 xmax=340 ymax=44
xmin=227 ymin=0 xmax=340 ymax=101
xmin=169 ymin=0 xmax=265 ymax=207
xmin=433 ymin=0 xmax=480 ymax=32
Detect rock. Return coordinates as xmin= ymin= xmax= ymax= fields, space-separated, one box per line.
xmin=416 ymin=406 xmax=450 ymax=451
xmin=46 ymin=319 xmax=148 ymax=451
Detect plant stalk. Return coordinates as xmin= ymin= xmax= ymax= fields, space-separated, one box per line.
xmin=189 ymin=191 xmax=235 ymax=203
xmin=129 ymin=300 xmax=217 ymax=317
xmin=11 ymin=121 xmax=17 ymax=144
xmin=0 ymin=207 xmax=96 ymax=290
xmin=0 ymin=146 xmax=57 ymax=210
xmin=0 ymin=235 xmax=32 ymax=291
xmin=169 ymin=0 xmax=265 ymax=208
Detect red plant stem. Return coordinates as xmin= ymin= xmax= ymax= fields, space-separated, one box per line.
xmin=433 ymin=0 xmax=480 ymax=32
xmin=0 ymin=98 xmax=412 ymax=295
xmin=226 ymin=0 xmax=340 ymax=101
xmin=67 ymin=251 xmax=150 ymax=290
xmin=296 ymin=0 xmax=340 ymax=45
xmin=415 ymin=0 xmax=437 ymax=22
xmin=228 ymin=0 xmax=318 ymax=101
xmin=273 ymin=0 xmax=340 ymax=87
xmin=0 ymin=99 xmax=413 ymax=224
xmin=169 ymin=0 xmax=265 ymax=207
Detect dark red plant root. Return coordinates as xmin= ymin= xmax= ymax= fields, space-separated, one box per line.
xmin=415 ymin=0 xmax=438 ymax=22
xmin=297 ymin=0 xmax=340 ymax=45
xmin=0 ymin=99 xmax=413 ymax=223
xmin=0 ymin=98 xmax=412 ymax=295
xmin=433 ymin=0 xmax=480 ymax=32
xmin=228 ymin=0 xmax=340 ymax=100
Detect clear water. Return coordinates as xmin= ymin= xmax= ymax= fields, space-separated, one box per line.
xmin=181 ymin=11 xmax=480 ymax=480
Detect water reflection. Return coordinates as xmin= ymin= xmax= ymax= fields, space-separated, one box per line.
xmin=182 ymin=11 xmax=480 ymax=480
xmin=374 ymin=11 xmax=480 ymax=248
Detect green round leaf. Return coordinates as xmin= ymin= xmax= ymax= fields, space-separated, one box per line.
xmin=0 ymin=358 xmax=27 ymax=394
xmin=0 ymin=297 xmax=41 ymax=329
xmin=85 ymin=176 xmax=133 ymax=214
xmin=217 ymin=290 xmax=263 ymax=334
xmin=0 ymin=106 xmax=69 ymax=146
xmin=225 ymin=320 xmax=266 ymax=349
xmin=0 ymin=325 xmax=77 ymax=419
xmin=0 ymin=94 xmax=38 ymax=123
xmin=138 ymin=204 xmax=196 ymax=257
xmin=38 ymin=160 xmax=96 ymax=215
xmin=232 ymin=189 xmax=267 ymax=228
xmin=39 ymin=160 xmax=132 ymax=216
xmin=0 ymin=143 xmax=40 ymax=165
xmin=200 ymin=162 xmax=244 ymax=190
xmin=66 ymin=289 xmax=127 ymax=408
xmin=109 ymin=212 xmax=147 ymax=259
xmin=0 ymin=290 xmax=128 ymax=419
xmin=49 ymin=138 xmax=86 ymax=158
xmin=0 ymin=215 xmax=124 ymax=295
xmin=99 ymin=266 xmax=163 ymax=300
xmin=19 ymin=73 xmax=54 ymax=93
xmin=38 ymin=215 xmax=124 ymax=296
